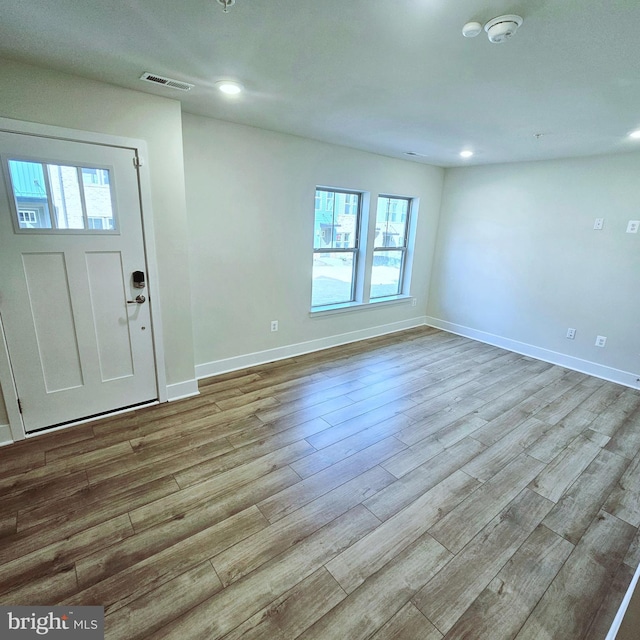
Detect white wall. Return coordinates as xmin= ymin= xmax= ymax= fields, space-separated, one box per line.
xmin=182 ymin=113 xmax=444 ymax=375
xmin=0 ymin=58 xmax=196 ymax=435
xmin=427 ymin=153 xmax=640 ymax=386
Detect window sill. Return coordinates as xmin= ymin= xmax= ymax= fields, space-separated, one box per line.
xmin=310 ymin=295 xmax=413 ymax=317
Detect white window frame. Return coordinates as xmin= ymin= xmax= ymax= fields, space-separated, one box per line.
xmin=311 ymin=186 xmax=419 ymax=314
xmin=312 ymin=188 xmax=363 ymax=307
xmin=370 ymin=195 xmax=412 ymax=300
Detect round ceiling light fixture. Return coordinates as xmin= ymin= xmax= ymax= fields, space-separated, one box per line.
xmin=462 ymin=21 xmax=483 ymax=38
xmin=216 ymin=80 xmax=243 ymax=95
xmin=629 ymin=129 xmax=640 ymax=139
xmin=460 ymin=150 xmax=474 ymax=159
xmin=484 ymin=15 xmax=523 ymax=44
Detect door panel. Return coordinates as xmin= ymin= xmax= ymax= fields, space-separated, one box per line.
xmin=23 ymin=251 xmax=84 ymax=392
xmin=0 ymin=131 xmax=158 ymax=432
xmin=86 ymin=251 xmax=134 ymax=382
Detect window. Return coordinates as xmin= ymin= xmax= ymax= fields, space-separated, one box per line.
xmin=371 ymin=196 xmax=411 ymax=299
xmin=5 ymin=158 xmax=117 ymax=232
xmin=312 ymin=188 xmax=361 ymax=307
xmin=18 ymin=209 xmax=38 ymax=225
xmin=311 ymin=188 xmax=416 ymax=311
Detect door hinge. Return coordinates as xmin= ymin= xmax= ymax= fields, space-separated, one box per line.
xmin=17 ymin=398 xmax=23 ymax=414
xmin=133 ymin=155 xmax=144 ymax=168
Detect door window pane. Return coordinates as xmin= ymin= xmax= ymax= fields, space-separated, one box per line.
xmin=7 ymin=160 xmax=52 ymax=228
xmin=48 ymin=164 xmax=85 ymax=229
xmin=6 ymin=158 xmax=116 ymax=232
xmin=82 ymin=168 xmax=115 ymax=230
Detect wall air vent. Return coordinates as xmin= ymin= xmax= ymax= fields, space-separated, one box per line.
xmin=140 ymin=72 xmax=195 ymax=92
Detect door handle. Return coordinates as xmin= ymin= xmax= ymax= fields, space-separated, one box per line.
xmin=126 ymin=295 xmax=146 ymax=304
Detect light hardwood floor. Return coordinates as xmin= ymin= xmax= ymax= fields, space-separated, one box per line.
xmin=1 ymin=327 xmax=639 ymax=639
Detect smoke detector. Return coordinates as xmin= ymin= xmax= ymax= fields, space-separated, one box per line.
xmin=484 ymin=15 xmax=523 ymax=43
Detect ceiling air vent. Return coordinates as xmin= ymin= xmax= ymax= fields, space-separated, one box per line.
xmin=140 ymin=72 xmax=195 ymax=92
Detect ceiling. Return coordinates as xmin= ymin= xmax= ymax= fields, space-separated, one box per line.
xmin=0 ymin=0 xmax=639 ymax=167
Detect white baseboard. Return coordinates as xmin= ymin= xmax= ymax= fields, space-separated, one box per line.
xmin=606 ymin=561 xmax=640 ymax=640
xmin=166 ymin=379 xmax=200 ymax=402
xmin=196 ymin=316 xmax=427 ymax=380
xmin=0 ymin=424 xmax=13 ymax=447
xmin=425 ymin=317 xmax=640 ymax=390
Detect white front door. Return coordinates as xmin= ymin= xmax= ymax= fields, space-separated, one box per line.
xmin=0 ymin=131 xmax=158 ymax=433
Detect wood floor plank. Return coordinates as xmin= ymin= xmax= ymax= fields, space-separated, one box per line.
xmin=365 ymin=437 xmax=486 ymax=521
xmin=528 ymin=430 xmax=609 ymax=503
xmin=0 ymin=513 xmax=17 ymax=538
xmin=428 ymin=454 xmax=545 ymax=554
xmin=589 ymin=389 xmax=640 ymax=437
xmin=583 ymin=561 xmax=635 ymax=640
xmin=144 ymin=505 xmax=380 ymax=639
xmin=129 ymin=465 xmax=300 ymax=533
xmin=383 ymin=415 xmax=487 ymax=479
xmin=213 ymin=466 xmax=394 ymax=586
xmin=532 ymin=377 xmax=602 ymax=426
xmin=70 ymin=508 xmax=265 ymax=616
xmin=603 ymin=450 xmax=640 ymax=527
xmin=462 ymin=417 xmax=549 ymax=483
xmin=0 ymin=513 xmax=133 ymax=598
xmin=396 ymin=400 xmax=487 ymax=447
xmin=289 ymin=414 xmax=414 ymax=479
xmin=369 ymin=602 xmax=443 ymax=640
xmin=258 ymin=436 xmax=407 ymax=523
xmin=413 ymin=488 xmax=554 ymax=635
xmin=0 ymin=470 xmax=88 ymax=519
xmin=253 ymin=394 xmax=354 ymax=428
xmin=1 ymin=563 xmax=78 ymax=606
xmin=443 ymin=524 xmax=573 ymax=640
xmin=75 ymin=505 xmax=268 ymax=592
xmin=605 ymin=404 xmax=640 ymax=459
xmin=526 ymin=416 xmax=605 ymax=465
xmin=17 ymin=475 xmax=180 ymax=533
xmin=219 ymin=567 xmax=346 ymax=640
xmin=326 ymin=470 xmax=479 ymax=594
xmin=473 ymin=366 xmax=571 ymax=424
xmin=298 ymin=533 xmax=451 ymax=640
xmin=0 ymin=476 xmax=176 ymax=566
xmin=174 ymin=440 xmax=316 ymax=489
xmin=513 ymin=510 xmax=636 ymax=640
xmin=542 ymin=448 xmax=630 ymax=544
xmin=305 ymin=399 xmax=416 ymax=450
xmin=104 ymin=561 xmax=222 ymax=640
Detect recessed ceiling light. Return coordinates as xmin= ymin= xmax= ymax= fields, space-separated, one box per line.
xmin=216 ymin=81 xmax=243 ymax=95
xmin=629 ymin=129 xmax=640 ymax=139
xmin=460 ymin=150 xmax=474 ymax=158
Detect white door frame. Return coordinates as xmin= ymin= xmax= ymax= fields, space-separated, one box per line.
xmin=0 ymin=116 xmax=168 ymax=443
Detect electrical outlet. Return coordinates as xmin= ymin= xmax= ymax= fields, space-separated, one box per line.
xmin=270 ymin=320 xmax=278 ymax=332
xmin=411 ymin=298 xmax=417 ymax=307
xmin=566 ymin=328 xmax=576 ymax=340
xmin=626 ymin=220 xmax=639 ymax=234
xmin=593 ymin=218 xmax=604 ymax=230
xmin=595 ymin=335 xmax=607 ymax=347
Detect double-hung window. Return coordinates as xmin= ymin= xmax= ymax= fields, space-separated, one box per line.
xmin=312 ymin=189 xmax=361 ymax=307
xmin=370 ymin=196 xmax=411 ymax=299
xmin=311 ymin=187 xmax=416 ymax=311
